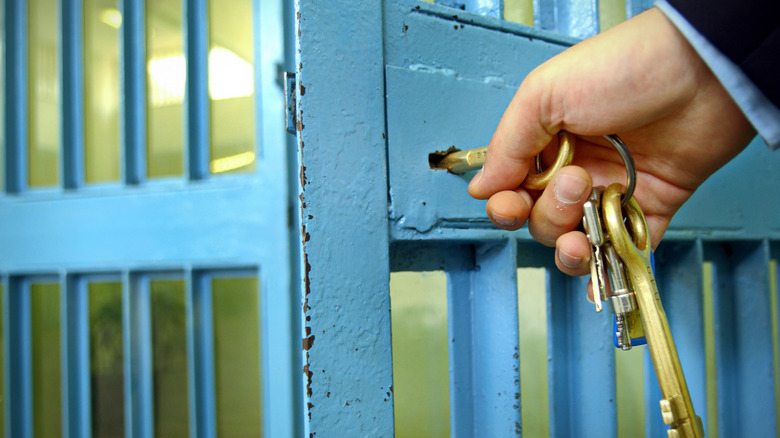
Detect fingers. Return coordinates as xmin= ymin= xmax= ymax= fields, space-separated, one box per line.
xmin=484 ymin=189 xmax=534 ymax=231
xmin=528 ymin=166 xmax=592 ymax=246
xmin=555 ymin=230 xmax=592 ymax=277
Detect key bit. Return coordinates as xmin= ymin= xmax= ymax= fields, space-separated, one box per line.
xmin=429 ymin=146 xmax=487 ymax=174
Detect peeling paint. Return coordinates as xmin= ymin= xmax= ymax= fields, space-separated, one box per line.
xmin=303 ymin=335 xmax=316 ymax=350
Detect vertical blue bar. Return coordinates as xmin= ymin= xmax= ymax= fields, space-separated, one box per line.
xmin=540 ymin=246 xmax=616 ymax=438
xmin=707 ymin=241 xmax=777 ymax=436
xmin=533 ymin=0 xmax=599 ymax=38
xmin=184 ymin=0 xmax=210 ymax=180
xmin=61 ymin=0 xmax=85 ymax=189
xmin=296 ymin=0 xmax=392 ymax=435
xmin=648 ymin=241 xmax=707 ymax=435
xmin=625 ymin=0 xmax=654 ymax=18
xmin=447 ymin=269 xmax=475 ymax=437
xmin=470 ymin=240 xmax=521 ymax=436
xmin=121 ymin=0 xmax=146 ymax=185
xmin=3 ymin=0 xmax=27 ymax=192
xmin=63 ymin=275 xmax=91 ymax=438
xmin=128 ymin=274 xmax=154 ymax=438
xmin=466 ymin=0 xmax=504 ymax=17
xmin=2 ymin=276 xmax=14 ymax=438
xmin=7 ymin=277 xmax=32 ymax=438
xmin=121 ymin=272 xmax=133 ymax=438
xmin=189 ymin=270 xmax=216 ymax=438
xmin=436 ymin=0 xmax=503 ymax=17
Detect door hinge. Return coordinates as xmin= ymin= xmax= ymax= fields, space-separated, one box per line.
xmin=284 ymin=72 xmax=297 ymax=134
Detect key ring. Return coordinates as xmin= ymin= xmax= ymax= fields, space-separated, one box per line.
xmin=603 ymin=134 xmax=636 ymax=206
xmin=531 ymin=133 xmax=635 ymax=205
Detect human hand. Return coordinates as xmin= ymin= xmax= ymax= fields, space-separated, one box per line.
xmin=467 ymin=7 xmax=755 ymax=277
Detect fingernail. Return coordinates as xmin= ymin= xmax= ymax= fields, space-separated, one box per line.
xmin=558 ymin=248 xmax=583 ymax=270
xmin=554 ymin=174 xmax=588 ymax=204
xmin=489 ymin=211 xmax=518 ymax=228
xmin=585 ymin=292 xmax=595 ymax=304
xmin=468 ymin=169 xmax=484 ymax=192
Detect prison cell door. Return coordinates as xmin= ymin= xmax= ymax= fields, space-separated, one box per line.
xmin=0 ymin=0 xmax=300 ymax=437
xmin=295 ymin=0 xmax=780 ymax=437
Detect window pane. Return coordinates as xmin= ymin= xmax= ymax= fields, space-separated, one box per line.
xmin=517 ymin=268 xmax=549 ymax=438
xmin=208 ymin=0 xmax=256 ymax=175
xmin=28 ymin=0 xmax=60 ymax=188
xmin=146 ymin=0 xmax=184 ymax=178
xmin=504 ymin=0 xmax=534 ymax=26
xmin=31 ymin=282 xmax=61 ymax=438
xmin=89 ymin=281 xmax=124 ymax=438
xmin=212 ymin=277 xmax=262 ymax=437
xmin=616 ymin=346 xmax=645 ymax=437
xmin=599 ymin=0 xmax=626 ymax=31
xmin=84 ymin=0 xmax=121 ymax=183
xmin=390 ymin=271 xmax=450 ymax=438
xmin=150 ymin=279 xmax=189 ymax=437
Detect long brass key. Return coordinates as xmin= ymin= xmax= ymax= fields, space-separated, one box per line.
xmin=601 ymin=183 xmax=704 ymax=438
xmin=429 ymin=131 xmax=575 ymax=190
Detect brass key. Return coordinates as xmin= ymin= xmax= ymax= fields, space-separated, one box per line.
xmin=429 ymin=131 xmax=575 ymax=190
xmin=601 ymin=183 xmax=704 ymax=438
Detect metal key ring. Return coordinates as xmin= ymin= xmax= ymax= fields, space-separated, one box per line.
xmin=523 ymin=131 xmax=575 ymax=190
xmin=526 ymin=132 xmax=635 ymax=205
xmin=603 ymin=134 xmax=636 ymax=206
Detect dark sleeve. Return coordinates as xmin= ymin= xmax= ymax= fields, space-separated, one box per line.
xmin=666 ymin=0 xmax=780 ymax=108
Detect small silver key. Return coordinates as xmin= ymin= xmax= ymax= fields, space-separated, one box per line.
xmin=582 ymin=188 xmax=608 ymax=312
xmin=604 ymin=244 xmax=638 ymax=350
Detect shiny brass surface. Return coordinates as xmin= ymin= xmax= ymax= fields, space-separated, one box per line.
xmin=523 ymin=131 xmax=575 ymax=190
xmin=432 ymin=131 xmax=575 ymax=190
xmin=602 ymin=183 xmax=703 ymax=438
xmin=434 ymin=146 xmax=488 ymax=174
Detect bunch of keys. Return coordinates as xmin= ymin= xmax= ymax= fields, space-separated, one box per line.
xmin=432 ymin=132 xmax=704 ymax=438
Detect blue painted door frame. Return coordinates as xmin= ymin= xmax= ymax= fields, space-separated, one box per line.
xmin=295 ymin=0 xmax=780 ymax=436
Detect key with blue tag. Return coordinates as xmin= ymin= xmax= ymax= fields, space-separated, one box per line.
xmin=602 ymin=183 xmax=703 ymax=437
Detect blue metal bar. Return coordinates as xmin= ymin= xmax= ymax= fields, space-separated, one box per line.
xmin=128 ymin=273 xmax=154 ymax=437
xmin=525 ymin=241 xmax=617 ymax=438
xmin=63 ymin=274 xmax=91 ymax=438
xmin=707 ymin=241 xmax=777 ymax=437
xmin=447 ymin=268 xmax=475 ymax=437
xmin=122 ymin=271 xmax=133 ymax=438
xmin=436 ymin=0 xmax=505 ymax=17
xmin=3 ymin=0 xmax=27 ymax=192
xmin=466 ymin=0 xmax=504 ymax=17
xmin=61 ymin=0 xmax=85 ymax=189
xmin=2 ymin=276 xmax=12 ymax=438
xmin=189 ymin=270 xmax=217 ymax=438
xmin=550 ymin=272 xmax=616 ymax=437
xmin=296 ymin=0 xmax=393 ymax=435
xmin=121 ymin=0 xmax=146 ymax=185
xmin=471 ymin=241 xmax=521 ymax=435
xmin=533 ymin=0 xmax=599 ymax=38
xmin=648 ymin=241 xmax=707 ymax=435
xmin=184 ymin=0 xmax=210 ymax=180
xmin=7 ymin=277 xmax=32 ymax=438
xmin=625 ymin=0 xmax=654 ymax=18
